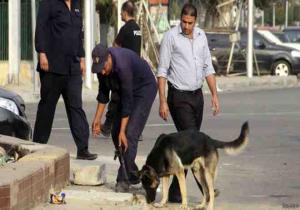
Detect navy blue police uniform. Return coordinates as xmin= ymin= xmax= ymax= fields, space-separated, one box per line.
xmin=96 ymin=48 xmax=157 ymax=183
xmin=33 ymin=0 xmax=91 ymax=157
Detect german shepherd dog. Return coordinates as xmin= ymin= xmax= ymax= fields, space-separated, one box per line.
xmin=138 ymin=122 xmax=249 ymax=210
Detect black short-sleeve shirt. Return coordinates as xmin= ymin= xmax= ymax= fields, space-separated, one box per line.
xmin=115 ymin=20 xmax=141 ymax=56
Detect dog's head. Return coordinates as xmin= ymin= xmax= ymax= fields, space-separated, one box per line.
xmin=138 ymin=165 xmax=160 ymax=203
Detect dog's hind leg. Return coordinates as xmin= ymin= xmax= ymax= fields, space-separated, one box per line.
xmin=209 ymin=151 xmax=220 ymax=198
xmin=205 ymin=170 xmax=215 ymax=210
xmin=192 ymin=164 xmax=208 ymax=210
xmin=176 ymin=170 xmax=188 ymax=209
xmin=192 ymin=171 xmax=204 ymax=195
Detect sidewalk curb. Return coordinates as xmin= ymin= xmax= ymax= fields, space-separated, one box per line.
xmin=2 ymin=75 xmax=299 ymax=103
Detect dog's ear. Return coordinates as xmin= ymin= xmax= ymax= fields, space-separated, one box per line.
xmin=137 ymin=165 xmax=147 ymax=179
xmin=139 ymin=165 xmax=152 ymax=180
xmin=132 ymin=170 xmax=142 ymax=180
xmin=139 ymin=165 xmax=160 ymax=189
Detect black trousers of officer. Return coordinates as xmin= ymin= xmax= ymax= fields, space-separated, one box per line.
xmin=167 ymin=82 xmax=204 ymax=201
xmin=103 ymin=92 xmax=119 ymax=129
xmin=111 ymin=83 xmax=157 ymax=184
xmin=33 ymin=72 xmax=89 ymax=152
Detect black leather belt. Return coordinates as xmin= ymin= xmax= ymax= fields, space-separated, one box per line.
xmin=168 ymin=82 xmax=202 ymax=94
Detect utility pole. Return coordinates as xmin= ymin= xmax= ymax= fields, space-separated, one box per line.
xmin=285 ymin=0 xmax=289 ymax=28
xmin=261 ymin=10 xmax=264 ymax=27
xmin=31 ymin=0 xmax=39 ymax=93
xmin=84 ymin=0 xmax=94 ymax=89
xmin=247 ymin=0 xmax=253 ymax=78
xmin=273 ymin=3 xmax=276 ymax=27
xmin=8 ymin=0 xmax=21 ymax=84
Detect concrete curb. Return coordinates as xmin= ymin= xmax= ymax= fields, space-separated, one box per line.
xmin=2 ymin=75 xmax=299 ymax=103
xmin=211 ymin=75 xmax=299 ymax=92
xmin=0 ymin=136 xmax=69 ymax=210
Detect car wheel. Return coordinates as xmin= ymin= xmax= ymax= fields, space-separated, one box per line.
xmin=272 ymin=60 xmax=290 ymax=76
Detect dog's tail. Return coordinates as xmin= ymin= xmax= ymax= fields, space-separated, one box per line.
xmin=213 ymin=121 xmax=249 ymax=155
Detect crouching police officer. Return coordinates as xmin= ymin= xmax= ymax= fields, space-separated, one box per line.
xmin=91 ymin=44 xmax=157 ymax=192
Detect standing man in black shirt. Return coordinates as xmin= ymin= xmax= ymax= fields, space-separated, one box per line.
xmin=101 ymin=0 xmax=142 ymax=137
xmin=114 ymin=1 xmax=141 ymax=56
xmin=33 ymin=0 xmax=97 ymax=160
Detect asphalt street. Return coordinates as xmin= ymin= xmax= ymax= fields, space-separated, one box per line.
xmin=26 ymin=87 xmax=300 ymax=209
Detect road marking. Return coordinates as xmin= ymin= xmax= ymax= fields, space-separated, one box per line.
xmin=32 ymin=111 xmax=300 ymax=131
xmin=220 ymin=111 xmax=300 ymax=116
xmin=51 ymin=123 xmax=174 ymax=130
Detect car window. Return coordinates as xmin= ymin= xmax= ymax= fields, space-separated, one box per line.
xmin=284 ymin=30 xmax=300 ymax=43
xmin=206 ymin=33 xmax=230 ymax=48
xmin=240 ymin=31 xmax=268 ymax=47
xmin=275 ymin=33 xmax=290 ymax=42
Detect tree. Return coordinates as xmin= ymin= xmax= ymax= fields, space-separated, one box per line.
xmin=255 ymin=0 xmax=270 ymax=9
xmin=199 ymin=0 xmax=282 ymax=28
xmin=168 ymin=0 xmax=287 ymax=28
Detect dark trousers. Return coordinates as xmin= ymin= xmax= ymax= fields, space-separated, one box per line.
xmin=167 ymin=83 xmax=204 ymax=201
xmin=33 ymin=72 xmax=89 ymax=152
xmin=111 ymin=84 xmax=157 ymax=183
xmin=103 ymin=92 xmax=119 ymax=129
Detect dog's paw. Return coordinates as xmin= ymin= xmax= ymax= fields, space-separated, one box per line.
xmin=179 ymin=204 xmax=188 ymax=209
xmin=153 ymin=202 xmax=167 ymax=208
xmin=194 ymin=204 xmax=205 ymax=210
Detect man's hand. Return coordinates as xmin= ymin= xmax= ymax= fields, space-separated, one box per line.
xmin=159 ymin=100 xmax=169 ymax=121
xmin=39 ymin=53 xmax=49 ymax=71
xmin=92 ymin=119 xmax=101 ymax=137
xmin=118 ymin=131 xmax=128 ymax=152
xmin=205 ymin=75 xmax=220 ymax=116
xmin=211 ymin=94 xmax=220 ymax=116
xmin=80 ymin=58 xmax=86 ymax=76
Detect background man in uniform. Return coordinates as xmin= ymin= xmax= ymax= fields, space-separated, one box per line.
xmin=100 ymin=0 xmax=142 ymax=137
xmin=33 ymin=0 xmax=97 ymax=160
xmin=157 ymin=3 xmax=220 ymax=202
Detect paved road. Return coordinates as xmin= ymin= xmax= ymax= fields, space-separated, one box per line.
xmin=27 ymin=87 xmax=300 ymax=209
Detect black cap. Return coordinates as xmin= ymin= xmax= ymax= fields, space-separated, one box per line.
xmin=91 ymin=44 xmax=109 ymax=73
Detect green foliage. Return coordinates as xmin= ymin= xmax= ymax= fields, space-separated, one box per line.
xmin=168 ymin=0 xmax=182 ymax=20
xmin=95 ymin=0 xmax=114 ymax=24
xmin=96 ymin=0 xmax=111 ymax=5
xmin=255 ymin=0 xmax=269 ymax=9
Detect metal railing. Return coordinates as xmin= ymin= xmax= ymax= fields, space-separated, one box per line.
xmin=0 ymin=1 xmax=8 ymax=60
xmin=21 ymin=0 xmax=33 ymax=60
xmin=0 ymin=0 xmax=36 ymax=61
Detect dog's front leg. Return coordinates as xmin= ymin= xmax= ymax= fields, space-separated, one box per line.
xmin=160 ymin=175 xmax=170 ymax=205
xmin=176 ymin=171 xmax=188 ymax=209
xmin=154 ymin=176 xmax=170 ymax=208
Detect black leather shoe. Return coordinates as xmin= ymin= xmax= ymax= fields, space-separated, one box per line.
xmin=77 ymin=150 xmax=97 ymax=160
